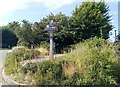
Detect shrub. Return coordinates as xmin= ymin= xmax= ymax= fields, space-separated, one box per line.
xmin=36 ymin=42 xmax=49 ymax=56
xmin=114 ymin=42 xmax=120 ymax=56
xmin=4 ymin=47 xmax=40 ymax=75
xmin=35 ymin=48 xmax=48 ymax=56
xmin=20 ymin=63 xmax=37 ymax=74
xmin=32 ymin=37 xmax=120 ymax=85
xmin=40 ymin=42 xmax=49 ymax=50
xmin=4 ymin=53 xmax=19 ymax=74
xmin=4 ymin=37 xmax=120 ymax=85
xmin=67 ymin=37 xmax=120 ymax=85
xmin=32 ymin=60 xmax=63 ymax=85
xmin=30 ymin=49 xmax=41 ymax=59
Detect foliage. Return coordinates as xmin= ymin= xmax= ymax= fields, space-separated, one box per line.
xmin=39 ymin=41 xmax=49 ymax=50
xmin=38 ymin=13 xmax=72 ymax=53
xmin=4 ymin=47 xmax=40 ymax=75
xmin=8 ymin=37 xmax=120 ymax=85
xmin=68 ymin=37 xmax=120 ymax=85
xmin=2 ymin=0 xmax=117 ymax=85
xmin=1 ymin=1 xmax=113 ymax=53
xmin=4 ymin=52 xmax=19 ymax=74
xmin=113 ymin=41 xmax=120 ymax=56
xmin=12 ymin=20 xmax=33 ymax=47
xmin=117 ymin=34 xmax=120 ymax=41
xmin=36 ymin=48 xmax=49 ymax=56
xmin=20 ymin=63 xmax=38 ymax=74
xmin=71 ymin=1 xmax=113 ymax=41
xmin=0 ymin=26 xmax=18 ymax=48
xmin=7 ymin=20 xmax=38 ymax=47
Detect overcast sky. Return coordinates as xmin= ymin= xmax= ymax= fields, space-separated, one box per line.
xmin=0 ymin=0 xmax=119 ymax=41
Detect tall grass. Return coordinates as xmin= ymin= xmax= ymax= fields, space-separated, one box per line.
xmin=4 ymin=37 xmax=120 ymax=85
xmin=31 ymin=37 xmax=120 ymax=85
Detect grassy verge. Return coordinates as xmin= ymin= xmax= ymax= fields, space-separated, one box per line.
xmin=3 ymin=37 xmax=120 ymax=85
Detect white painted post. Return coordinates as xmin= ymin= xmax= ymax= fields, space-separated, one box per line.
xmin=49 ymin=32 xmax=53 ymax=58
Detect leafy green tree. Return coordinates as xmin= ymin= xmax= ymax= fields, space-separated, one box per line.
xmin=32 ymin=22 xmax=47 ymax=46
xmin=1 ymin=1 xmax=113 ymax=53
xmin=70 ymin=1 xmax=113 ymax=42
xmin=8 ymin=21 xmax=20 ymax=33
xmin=38 ymin=13 xmax=74 ymax=53
xmin=8 ymin=20 xmax=34 ymax=47
xmin=17 ymin=20 xmax=34 ymax=47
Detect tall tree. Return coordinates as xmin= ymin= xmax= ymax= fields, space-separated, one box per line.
xmin=70 ymin=1 xmax=113 ymax=42
xmin=17 ymin=20 xmax=33 ymax=47
xmin=8 ymin=21 xmax=20 ymax=33
xmin=38 ymin=13 xmax=74 ymax=53
xmin=32 ymin=22 xmax=45 ymax=46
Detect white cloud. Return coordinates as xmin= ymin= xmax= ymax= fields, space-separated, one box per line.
xmin=34 ymin=0 xmax=79 ymax=10
xmin=0 ymin=0 xmax=79 ymax=25
xmin=0 ymin=0 xmax=30 ymax=26
xmin=0 ymin=0 xmax=119 ymax=26
xmin=0 ymin=1 xmax=25 ymax=26
xmin=104 ymin=0 xmax=119 ymax=2
xmin=0 ymin=0 xmax=79 ymax=17
xmin=0 ymin=0 xmax=119 ymax=18
xmin=0 ymin=0 xmax=29 ymax=17
xmin=33 ymin=0 xmax=120 ymax=11
xmin=91 ymin=0 xmax=119 ymax=2
xmin=0 ymin=0 xmax=77 ymax=21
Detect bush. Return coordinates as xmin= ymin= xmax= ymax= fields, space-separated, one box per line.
xmin=4 ymin=37 xmax=120 ymax=85
xmin=67 ymin=38 xmax=120 ymax=85
xmin=32 ymin=60 xmax=63 ymax=85
xmin=20 ymin=63 xmax=37 ymax=74
xmin=35 ymin=48 xmax=48 ymax=56
xmin=4 ymin=47 xmax=40 ymax=75
xmin=114 ymin=42 xmax=120 ymax=56
xmin=12 ymin=46 xmax=40 ymax=60
xmin=30 ymin=49 xmax=41 ymax=58
xmin=32 ymin=37 xmax=120 ymax=85
xmin=35 ymin=42 xmax=49 ymax=56
xmin=4 ymin=53 xmax=19 ymax=74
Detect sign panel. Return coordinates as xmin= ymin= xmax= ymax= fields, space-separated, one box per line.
xmin=45 ymin=27 xmax=58 ymax=31
xmin=45 ymin=21 xmax=58 ymax=32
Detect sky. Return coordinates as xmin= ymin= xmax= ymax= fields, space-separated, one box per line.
xmin=0 ymin=0 xmax=119 ymax=41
